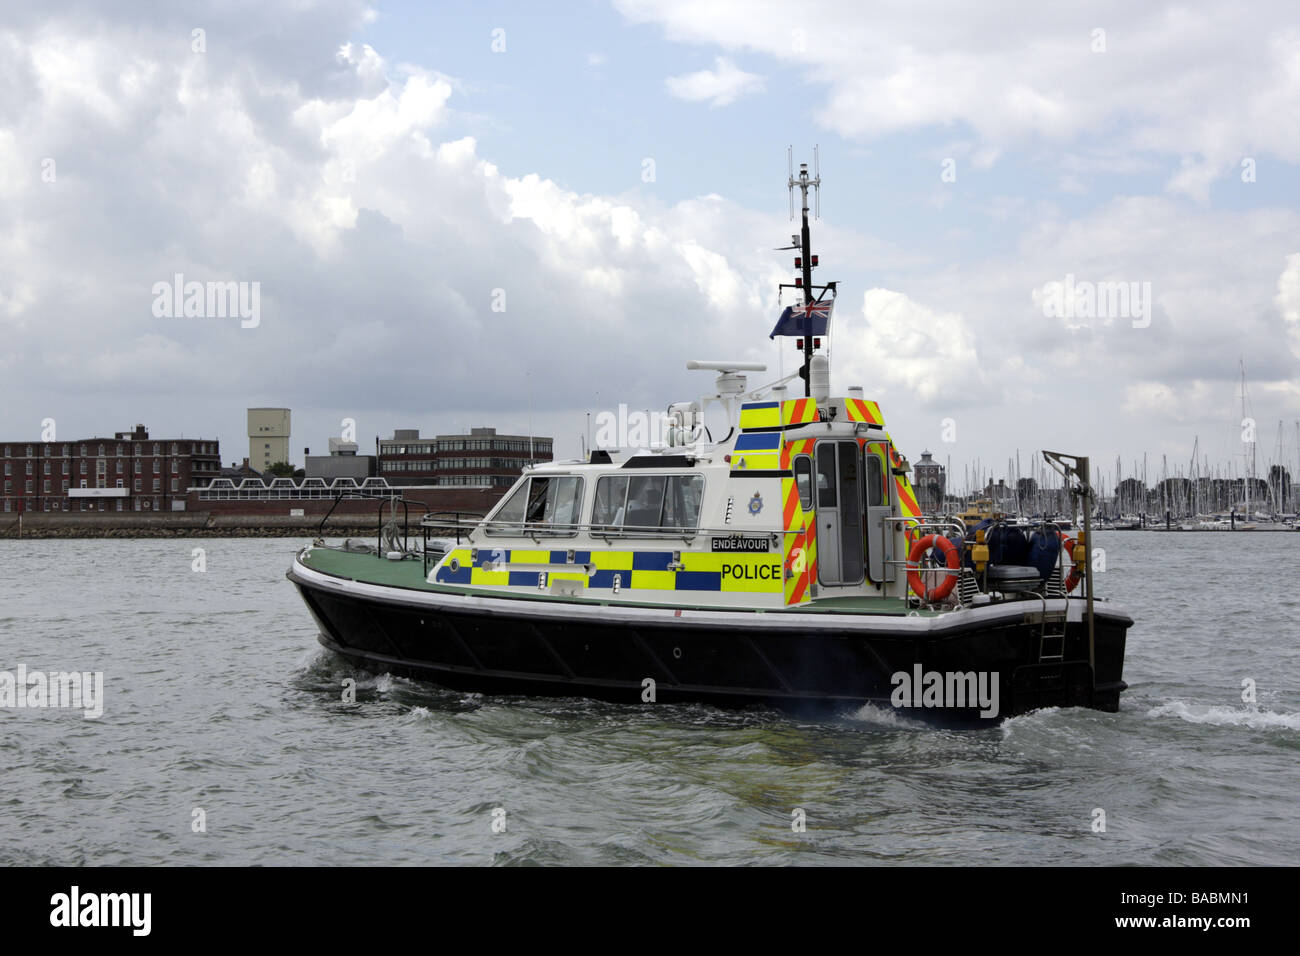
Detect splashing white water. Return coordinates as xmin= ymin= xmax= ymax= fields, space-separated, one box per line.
xmin=999 ymin=707 xmax=1063 ymax=737
xmin=844 ymin=702 xmax=929 ymax=730
xmin=1148 ymin=700 xmax=1300 ymax=731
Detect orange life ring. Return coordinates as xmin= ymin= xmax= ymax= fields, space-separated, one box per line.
xmin=1058 ymin=534 xmax=1082 ymax=592
xmin=907 ymin=534 xmax=960 ymax=602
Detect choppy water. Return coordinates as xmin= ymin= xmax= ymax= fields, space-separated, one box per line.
xmin=1 ymin=531 xmax=1297 ymax=865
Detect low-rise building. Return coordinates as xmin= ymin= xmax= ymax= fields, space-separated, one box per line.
xmin=1 ymin=424 xmax=220 ymax=513
xmin=306 ymin=437 xmax=374 ymax=483
xmin=378 ymin=426 xmax=552 ymax=488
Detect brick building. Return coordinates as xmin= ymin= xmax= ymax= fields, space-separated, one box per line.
xmin=1 ymin=425 xmax=220 ymax=513
xmin=378 ymin=426 xmax=552 ymax=488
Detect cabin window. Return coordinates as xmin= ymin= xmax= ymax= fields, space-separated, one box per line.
xmin=624 ymin=475 xmax=666 ymax=529
xmin=591 ymin=476 xmax=629 ymax=529
xmin=865 ymin=451 xmax=884 ymax=507
xmin=487 ymin=475 xmax=583 ymax=535
xmin=592 ymin=474 xmax=704 ymax=534
xmin=794 ymin=456 xmax=813 ymax=510
xmin=815 ymin=444 xmax=837 ymax=508
xmin=660 ymin=475 xmax=703 ymax=528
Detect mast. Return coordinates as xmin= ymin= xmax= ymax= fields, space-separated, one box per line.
xmin=1015 ymin=449 xmax=1022 ymax=516
xmin=1162 ymin=453 xmax=1168 ymax=515
xmin=1241 ymin=359 xmax=1253 ymax=515
xmin=785 ymin=147 xmax=830 ymax=396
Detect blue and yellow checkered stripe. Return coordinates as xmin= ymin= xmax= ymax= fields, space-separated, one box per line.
xmin=738 ymin=401 xmax=781 ymax=432
xmin=435 ymin=547 xmax=784 ymax=594
xmin=731 ymin=431 xmax=782 ymax=471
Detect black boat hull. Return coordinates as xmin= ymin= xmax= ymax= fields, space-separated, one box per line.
xmin=289 ymin=562 xmax=1129 ymax=721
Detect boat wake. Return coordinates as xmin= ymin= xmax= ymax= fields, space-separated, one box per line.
xmin=1148 ymin=700 xmax=1300 ymax=731
xmin=843 ymin=702 xmax=930 ymax=731
xmin=999 ymin=707 xmax=1065 ymax=737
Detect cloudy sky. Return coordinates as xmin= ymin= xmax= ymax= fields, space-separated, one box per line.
xmin=3 ymin=0 xmax=1299 ymax=491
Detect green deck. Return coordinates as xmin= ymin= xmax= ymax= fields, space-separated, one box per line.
xmin=299 ymin=545 xmax=434 ymax=589
xmin=295 ymin=546 xmax=922 ymax=616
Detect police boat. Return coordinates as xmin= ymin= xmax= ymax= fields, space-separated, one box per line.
xmin=287 ymin=157 xmax=1131 ymax=720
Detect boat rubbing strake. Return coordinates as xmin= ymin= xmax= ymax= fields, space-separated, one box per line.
xmin=288 ymin=154 xmax=1131 ymax=720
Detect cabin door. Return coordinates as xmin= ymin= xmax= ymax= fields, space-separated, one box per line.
xmin=815 ymin=440 xmax=865 ymax=586
xmin=863 ymin=442 xmax=895 ymax=583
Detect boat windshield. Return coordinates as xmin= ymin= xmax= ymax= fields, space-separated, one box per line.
xmin=487 ymin=475 xmax=583 ymax=535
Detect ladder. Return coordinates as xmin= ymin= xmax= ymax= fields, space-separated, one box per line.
xmin=1036 ymin=593 xmax=1068 ymax=662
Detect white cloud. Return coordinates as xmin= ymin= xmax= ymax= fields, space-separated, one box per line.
xmin=0 ymin=9 xmax=792 ymax=452
xmin=665 ymin=56 xmax=764 ymax=107
xmin=618 ymin=0 xmax=1300 ymax=197
xmin=1278 ymin=253 xmax=1300 ymax=358
xmin=833 ymin=288 xmax=994 ymax=406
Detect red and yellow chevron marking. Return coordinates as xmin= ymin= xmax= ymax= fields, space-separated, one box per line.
xmin=781 ymin=477 xmax=807 ymax=605
xmin=784 ymin=437 xmax=816 ymax=476
xmin=894 ymin=472 xmax=921 ymax=518
xmin=781 ymin=436 xmax=817 ymax=604
xmin=778 ymin=399 xmax=817 ymax=471
xmin=882 ymin=431 xmax=922 ymax=520
xmin=843 ymin=398 xmax=883 ymax=425
xmin=895 ymin=474 xmax=921 ymax=518
xmin=783 ymin=397 xmax=819 ymax=426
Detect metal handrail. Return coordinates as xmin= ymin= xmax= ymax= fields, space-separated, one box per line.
xmin=886 ymin=515 xmax=969 ymax=538
xmin=423 ymin=510 xmax=489 ymax=544
xmin=315 ymin=489 xmax=346 ymax=539
xmin=376 ymin=497 xmax=431 ymax=557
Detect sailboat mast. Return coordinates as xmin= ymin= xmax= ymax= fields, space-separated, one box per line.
xmin=1240 ymin=359 xmax=1252 ymax=515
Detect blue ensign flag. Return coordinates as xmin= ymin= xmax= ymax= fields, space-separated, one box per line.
xmin=769 ymin=299 xmax=834 ymax=339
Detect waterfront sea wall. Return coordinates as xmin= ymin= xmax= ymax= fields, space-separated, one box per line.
xmin=0 ymin=512 xmax=440 ymax=539
xmin=0 ymin=487 xmax=499 ymax=539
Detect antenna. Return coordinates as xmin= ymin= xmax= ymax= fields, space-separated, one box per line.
xmin=787 ymin=146 xmax=821 ymax=222
xmin=787 ymin=145 xmax=794 ymax=220
xmin=814 ymin=145 xmax=820 ymax=219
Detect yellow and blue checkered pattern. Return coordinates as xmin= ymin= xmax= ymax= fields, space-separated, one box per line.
xmin=436 ymin=547 xmax=784 ymax=594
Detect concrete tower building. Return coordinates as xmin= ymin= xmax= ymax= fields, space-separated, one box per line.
xmin=248 ymin=408 xmax=291 ymax=471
